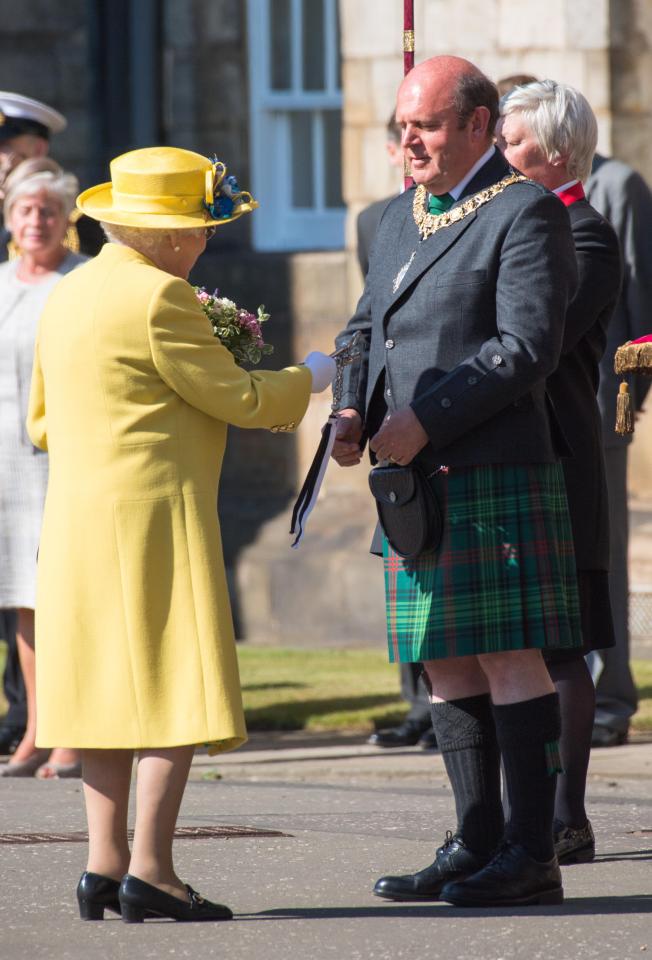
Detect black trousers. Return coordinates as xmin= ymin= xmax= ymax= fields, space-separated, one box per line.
xmin=400 ymin=662 xmax=431 ymax=722
xmin=1 ymin=611 xmax=26 ymax=728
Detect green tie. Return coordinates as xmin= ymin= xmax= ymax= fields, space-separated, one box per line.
xmin=427 ymin=192 xmax=454 ymax=214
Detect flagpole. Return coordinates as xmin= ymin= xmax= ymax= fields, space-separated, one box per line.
xmin=403 ymin=0 xmax=415 ymax=190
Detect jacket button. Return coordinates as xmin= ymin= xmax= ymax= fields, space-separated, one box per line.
xmin=386 ymin=387 xmax=392 ymax=397
xmin=385 ymin=338 xmax=395 ymax=349
xmin=467 ymin=375 xmax=478 ymax=385
xmin=491 ymin=354 xmax=503 ymax=366
xmin=441 ymin=397 xmax=452 ymax=408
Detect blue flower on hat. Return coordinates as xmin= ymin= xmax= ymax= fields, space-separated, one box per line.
xmin=203 ymin=156 xmax=254 ymax=221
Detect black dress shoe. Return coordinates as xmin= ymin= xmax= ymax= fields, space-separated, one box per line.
xmin=553 ymin=819 xmax=595 ymax=865
xmin=373 ymin=832 xmax=487 ymax=901
xmin=591 ymin=724 xmax=627 ymax=748
xmin=440 ymin=842 xmax=563 ymax=907
xmin=367 ymin=717 xmax=431 ymax=748
xmin=76 ymin=872 xmax=122 ymax=920
xmin=0 ymin=723 xmax=24 ymax=756
xmin=119 ymin=874 xmax=233 ymax=923
xmin=418 ymin=728 xmax=438 ymax=750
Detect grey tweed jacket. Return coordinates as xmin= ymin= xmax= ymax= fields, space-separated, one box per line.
xmin=586 ymin=155 xmax=652 ymax=448
xmin=336 ymin=148 xmax=578 ymax=469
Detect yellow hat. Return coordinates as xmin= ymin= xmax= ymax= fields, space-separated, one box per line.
xmin=76 ymin=146 xmax=258 ymax=229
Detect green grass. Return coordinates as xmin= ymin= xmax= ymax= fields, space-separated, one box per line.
xmin=238 ymin=647 xmax=406 ymax=733
xmin=1 ymin=639 xmax=651 ymax=733
xmin=632 ymin=659 xmax=652 ymax=731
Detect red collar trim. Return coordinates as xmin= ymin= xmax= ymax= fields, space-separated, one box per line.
xmin=556 ymin=181 xmax=586 ymax=206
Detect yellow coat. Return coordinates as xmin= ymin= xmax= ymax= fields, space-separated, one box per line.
xmin=27 ymin=243 xmax=311 ymax=754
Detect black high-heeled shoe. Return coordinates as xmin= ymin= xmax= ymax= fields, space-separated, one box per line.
xmin=76 ymin=871 xmax=122 ymax=920
xmin=119 ymin=874 xmax=233 ymax=923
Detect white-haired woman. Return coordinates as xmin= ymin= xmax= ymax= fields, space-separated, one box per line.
xmin=26 ymin=146 xmax=335 ymax=923
xmin=0 ymin=165 xmax=86 ymax=779
xmin=500 ymin=80 xmax=622 ymax=863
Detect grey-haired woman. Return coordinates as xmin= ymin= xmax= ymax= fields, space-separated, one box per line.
xmin=0 ymin=165 xmax=86 ymax=779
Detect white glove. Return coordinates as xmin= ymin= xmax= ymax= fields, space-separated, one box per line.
xmin=303 ymin=351 xmax=337 ymax=393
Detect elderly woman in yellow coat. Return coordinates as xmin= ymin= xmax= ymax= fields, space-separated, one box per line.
xmin=26 ymin=146 xmax=336 ymax=923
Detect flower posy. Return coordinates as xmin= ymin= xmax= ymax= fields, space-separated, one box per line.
xmin=195 ymin=287 xmax=274 ymax=366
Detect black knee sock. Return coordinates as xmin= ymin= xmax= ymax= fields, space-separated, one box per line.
xmin=430 ymin=694 xmax=504 ymax=858
xmin=493 ymin=693 xmax=562 ymax=862
xmin=547 ymin=658 xmax=595 ymax=829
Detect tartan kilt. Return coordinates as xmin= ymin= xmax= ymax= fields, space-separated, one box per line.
xmin=383 ymin=463 xmax=582 ymax=662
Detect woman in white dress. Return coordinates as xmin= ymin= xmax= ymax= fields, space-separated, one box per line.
xmin=0 ymin=165 xmax=86 ymax=777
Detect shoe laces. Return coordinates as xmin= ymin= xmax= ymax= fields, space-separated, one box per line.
xmin=479 ymin=840 xmax=515 ymax=877
xmin=439 ymin=829 xmax=459 ymax=854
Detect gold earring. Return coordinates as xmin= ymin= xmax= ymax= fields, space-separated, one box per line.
xmin=173 ymin=245 xmax=181 ymax=252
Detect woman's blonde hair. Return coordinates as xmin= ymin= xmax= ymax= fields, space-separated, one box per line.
xmin=501 ymin=79 xmax=598 ymax=182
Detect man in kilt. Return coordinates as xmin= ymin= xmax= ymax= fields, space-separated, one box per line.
xmin=333 ymin=56 xmax=582 ymax=907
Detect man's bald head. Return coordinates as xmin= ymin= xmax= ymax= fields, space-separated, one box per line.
xmin=405 ymin=55 xmax=483 ymax=88
xmin=400 ymin=57 xmax=499 ymax=137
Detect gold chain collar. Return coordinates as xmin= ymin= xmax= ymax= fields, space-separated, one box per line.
xmin=412 ymin=172 xmax=528 ymax=241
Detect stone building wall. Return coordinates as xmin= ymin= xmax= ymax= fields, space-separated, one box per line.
xmin=609 ymin=0 xmax=652 ymax=182
xmin=162 ymin=0 xmax=254 ymax=252
xmin=0 ymin=0 xmax=91 ymax=180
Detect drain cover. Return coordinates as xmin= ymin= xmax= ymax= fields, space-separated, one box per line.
xmin=0 ymin=824 xmax=289 ymax=845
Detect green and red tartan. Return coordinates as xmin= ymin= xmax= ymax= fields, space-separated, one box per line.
xmin=383 ymin=463 xmax=582 ymax=662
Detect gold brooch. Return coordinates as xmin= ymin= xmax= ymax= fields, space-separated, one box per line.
xmin=412 ymin=173 xmax=528 ymax=241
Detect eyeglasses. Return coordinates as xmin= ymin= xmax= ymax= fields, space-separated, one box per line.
xmin=205 ymin=226 xmax=217 ymax=240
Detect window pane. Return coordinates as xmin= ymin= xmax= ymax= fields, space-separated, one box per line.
xmin=302 ymin=0 xmax=325 ymax=90
xmin=290 ymin=111 xmax=314 ymax=207
xmin=270 ymin=0 xmax=291 ymax=90
xmin=323 ymin=109 xmax=343 ymax=208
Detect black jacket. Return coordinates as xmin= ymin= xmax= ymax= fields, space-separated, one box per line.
xmin=546 ymin=198 xmax=622 ymax=570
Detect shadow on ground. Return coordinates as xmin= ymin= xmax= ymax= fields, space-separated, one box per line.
xmin=243 ymin=893 xmax=652 ymax=920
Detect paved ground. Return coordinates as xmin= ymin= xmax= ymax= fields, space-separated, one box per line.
xmin=2 ymin=734 xmax=651 ymax=960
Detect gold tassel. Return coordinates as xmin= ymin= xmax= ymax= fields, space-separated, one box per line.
xmin=615 ymin=380 xmax=634 ymax=435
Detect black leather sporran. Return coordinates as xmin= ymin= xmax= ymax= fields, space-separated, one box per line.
xmin=368 ymin=463 xmax=442 ymax=560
